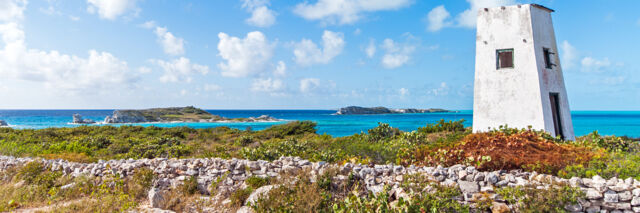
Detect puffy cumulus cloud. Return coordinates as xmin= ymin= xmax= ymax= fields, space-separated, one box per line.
xmin=152 ymin=57 xmax=209 ymax=83
xmin=87 ymin=0 xmax=138 ymax=20
xmin=364 ymin=39 xmax=375 ymax=58
xmin=299 ymin=78 xmax=320 ymax=93
xmin=274 ymin=60 xmax=286 ymax=76
xmin=217 ymin=31 xmax=274 ymax=78
xmin=560 ymin=40 xmax=577 ymax=70
xmin=0 ymin=0 xmax=26 ymax=22
xmin=456 ymin=0 xmax=517 ymax=28
xmin=293 ymin=30 xmax=344 ymax=66
xmin=581 ymin=57 xmax=611 ymax=73
xmin=293 ymin=0 xmax=412 ymax=25
xmin=0 ymin=1 xmax=138 ymax=93
xmin=242 ymin=0 xmax=276 ymax=27
xmin=425 ymin=5 xmax=451 ymax=32
xmin=425 ymin=0 xmax=517 ymax=32
xmin=154 ymin=27 xmax=185 ymax=56
xmin=380 ymin=38 xmax=415 ymax=69
xmin=251 ymin=78 xmax=285 ymax=95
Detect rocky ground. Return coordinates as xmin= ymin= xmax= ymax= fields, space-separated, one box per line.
xmin=1 ymin=155 xmax=639 ymax=212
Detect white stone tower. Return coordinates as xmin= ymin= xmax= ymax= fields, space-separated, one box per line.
xmin=472 ymin=4 xmax=575 ymax=140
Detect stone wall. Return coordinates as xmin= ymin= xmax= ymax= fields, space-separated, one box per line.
xmin=1 ymin=155 xmax=639 ymax=212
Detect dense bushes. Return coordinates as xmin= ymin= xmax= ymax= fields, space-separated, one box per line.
xmin=411 ymin=128 xmax=595 ymax=174
xmin=1 ymin=120 xmax=639 ymax=179
xmin=418 ymin=119 xmax=466 ymax=134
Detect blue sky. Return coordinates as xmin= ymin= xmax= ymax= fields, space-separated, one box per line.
xmin=0 ymin=0 xmax=638 ymax=110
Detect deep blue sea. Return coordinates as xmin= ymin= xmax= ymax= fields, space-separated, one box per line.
xmin=1 ymin=110 xmax=639 ymax=137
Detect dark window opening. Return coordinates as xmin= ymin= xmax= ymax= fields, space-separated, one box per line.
xmin=543 ymin=48 xmax=553 ymax=69
xmin=549 ymin=93 xmax=564 ymax=140
xmin=496 ymin=49 xmax=514 ymax=69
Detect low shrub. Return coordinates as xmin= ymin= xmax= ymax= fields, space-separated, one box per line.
xmin=245 ymin=176 xmax=270 ymax=189
xmin=574 ymin=131 xmax=634 ymax=152
xmin=257 ymin=121 xmax=317 ymax=139
xmin=412 ymin=128 xmax=594 ymax=174
xmin=367 ymin=123 xmax=401 ymax=142
xmin=230 ymin=187 xmax=253 ymax=207
xmin=496 ymin=185 xmax=584 ymax=213
xmin=418 ymin=119 xmax=466 ymax=133
xmin=251 ymin=172 xmax=333 ymax=212
xmin=559 ymin=152 xmax=640 ymax=179
xmin=179 ymin=176 xmax=200 ymax=196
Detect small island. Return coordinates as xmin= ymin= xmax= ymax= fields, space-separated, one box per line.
xmin=72 ymin=106 xmax=281 ymax=124
xmin=335 ymin=106 xmax=454 ymax=115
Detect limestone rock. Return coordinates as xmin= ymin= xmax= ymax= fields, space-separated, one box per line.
xmin=149 ymin=188 xmax=167 ymax=208
xmin=0 ymin=120 xmax=7 ymax=126
xmin=458 ymin=181 xmax=479 ymax=194
xmin=245 ymin=185 xmax=275 ymax=206
xmin=586 ymin=188 xmax=604 ymax=200
xmin=605 ymin=190 xmax=620 ymax=203
xmin=72 ymin=114 xmax=95 ymax=124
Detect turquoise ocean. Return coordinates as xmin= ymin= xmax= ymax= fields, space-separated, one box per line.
xmin=0 ymin=110 xmax=639 ymax=137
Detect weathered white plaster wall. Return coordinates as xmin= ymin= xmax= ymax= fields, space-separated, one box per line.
xmin=472 ymin=4 xmax=575 ymax=140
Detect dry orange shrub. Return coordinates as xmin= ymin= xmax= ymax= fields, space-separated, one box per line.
xmin=414 ymin=130 xmax=594 ymax=174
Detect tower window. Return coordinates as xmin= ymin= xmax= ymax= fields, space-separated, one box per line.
xmin=496 ymin=49 xmax=514 ymax=69
xmin=543 ymin=48 xmax=553 ymax=69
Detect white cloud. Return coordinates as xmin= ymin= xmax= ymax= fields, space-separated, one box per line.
xmin=0 ymin=1 xmax=138 ymax=93
xmin=140 ymin=20 xmax=156 ymax=29
xmin=251 ymin=78 xmax=284 ymax=94
xmin=217 ymin=31 xmax=274 ymax=78
xmin=425 ymin=5 xmax=451 ymax=32
xmin=380 ymin=38 xmax=415 ymax=69
xmin=87 ymin=0 xmax=138 ymax=20
xmin=581 ymin=57 xmax=611 ymax=73
xmin=0 ymin=0 xmax=26 ymax=22
xmin=299 ymin=78 xmax=321 ymax=93
xmin=242 ymin=0 xmax=276 ymax=27
xmin=353 ymin=28 xmax=361 ymax=35
xmin=398 ymin=87 xmax=408 ymax=96
xmin=137 ymin=66 xmax=151 ymax=73
xmin=560 ymin=40 xmax=577 ymax=70
xmin=428 ymin=82 xmax=449 ymax=96
xmin=274 ymin=60 xmax=286 ymax=76
xmin=203 ymin=83 xmax=221 ymax=91
xmin=456 ymin=0 xmax=517 ymax=28
xmin=293 ymin=30 xmax=344 ymax=66
xmin=293 ymin=0 xmax=412 ymax=25
xmin=154 ymin=27 xmax=185 ymax=56
xmin=152 ymin=57 xmax=209 ymax=83
xmin=246 ymin=6 xmax=276 ymax=27
xmin=425 ymin=0 xmax=517 ymax=31
xmin=365 ymin=39 xmax=376 ymax=58
xmin=299 ymin=78 xmax=335 ymax=94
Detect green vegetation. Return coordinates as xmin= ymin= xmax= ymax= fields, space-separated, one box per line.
xmin=496 ymin=185 xmax=584 ymax=213
xmin=1 ymin=120 xmax=639 ymax=179
xmin=2 ymin=119 xmax=637 ymax=212
xmin=0 ymin=162 xmax=154 ymax=212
